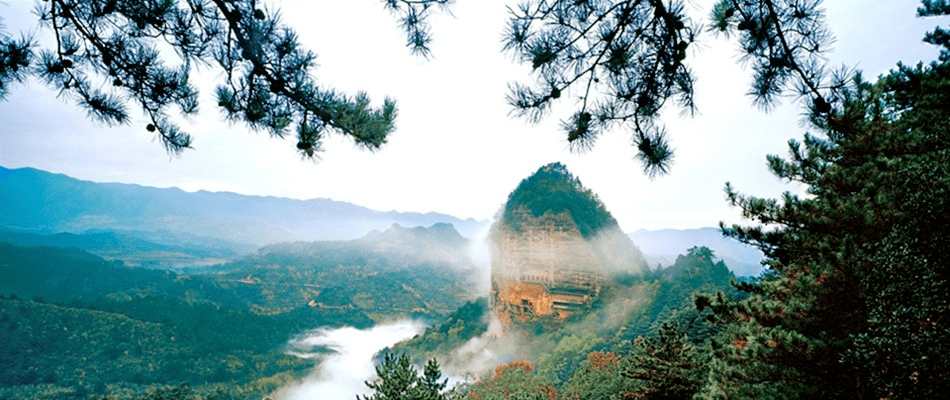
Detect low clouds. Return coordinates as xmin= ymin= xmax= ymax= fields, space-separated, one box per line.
xmin=272 ymin=321 xmax=425 ymax=400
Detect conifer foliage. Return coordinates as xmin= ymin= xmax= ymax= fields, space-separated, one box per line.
xmin=503 ymin=0 xmax=698 ymax=177
xmin=503 ymin=0 xmax=836 ymax=177
xmin=623 ymin=322 xmax=707 ymax=400
xmin=696 ymin=4 xmax=950 ymax=397
xmin=0 ymin=17 xmax=31 ymax=101
xmin=0 ymin=0 xmax=451 ymax=156
xmin=501 ymin=162 xmax=617 ymax=239
xmin=360 ymin=353 xmax=449 ymax=400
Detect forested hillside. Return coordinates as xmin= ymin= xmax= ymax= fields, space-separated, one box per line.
xmin=0 ymin=223 xmax=481 ymax=399
xmin=387 ymin=246 xmax=737 ymax=387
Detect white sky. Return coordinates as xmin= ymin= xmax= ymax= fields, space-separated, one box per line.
xmin=0 ymin=0 xmax=946 ymax=231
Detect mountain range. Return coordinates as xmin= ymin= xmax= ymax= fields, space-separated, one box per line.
xmin=0 ymin=165 xmax=764 ymax=275
xmin=0 ymin=166 xmax=486 ymax=246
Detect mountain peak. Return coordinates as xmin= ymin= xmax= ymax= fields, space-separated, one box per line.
xmin=501 ymin=162 xmax=617 ymax=239
xmin=490 ymin=163 xmax=646 ymax=327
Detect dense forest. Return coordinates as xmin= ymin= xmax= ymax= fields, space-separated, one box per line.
xmin=501 ymin=162 xmax=618 ymax=240
xmin=0 ymin=223 xmax=481 ymax=399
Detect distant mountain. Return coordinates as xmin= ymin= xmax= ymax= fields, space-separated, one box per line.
xmin=220 ymin=223 xmax=481 ymax=320
xmin=628 ymin=227 xmax=765 ymax=276
xmin=0 ymin=166 xmax=487 ymax=246
xmin=0 ymin=229 xmax=247 ymax=270
xmin=0 ymin=229 xmax=241 ymax=258
xmin=0 ymin=230 xmax=172 ymax=254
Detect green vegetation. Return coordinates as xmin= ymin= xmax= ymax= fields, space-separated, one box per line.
xmin=501 ymin=162 xmax=618 ymax=239
xmin=386 ymin=299 xmax=490 ymax=362
xmin=694 ymin=9 xmax=950 ymax=397
xmin=0 ymin=297 xmax=310 ymax=399
xmin=386 ymin=246 xmax=737 ymax=392
xmin=466 ymin=361 xmax=556 ymax=400
xmin=366 ymin=2 xmax=950 ymax=399
xmin=0 ymin=0 xmax=454 ymax=156
xmin=0 ymin=223 xmax=480 ymax=399
xmin=359 ymin=353 xmax=449 ymax=400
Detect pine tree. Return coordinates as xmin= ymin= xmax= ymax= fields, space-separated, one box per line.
xmin=0 ymin=0 xmax=452 ymax=157
xmin=503 ymin=0 xmax=836 ymax=177
xmin=5 ymin=1 xmax=841 ymax=177
xmin=623 ymin=322 xmax=707 ymax=400
xmin=695 ymin=4 xmax=950 ymax=398
xmin=0 ymin=16 xmax=31 ymax=101
xmin=361 ymin=353 xmax=449 ymax=400
xmin=561 ymin=352 xmax=631 ymax=400
xmin=466 ymin=360 xmax=556 ymax=400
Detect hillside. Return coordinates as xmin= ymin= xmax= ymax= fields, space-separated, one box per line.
xmin=0 ymin=230 xmax=244 ymax=270
xmin=0 ymin=222 xmax=482 ymax=399
xmin=216 ymin=223 xmax=481 ymax=320
xmin=0 ymin=297 xmax=311 ymax=400
xmin=388 ymin=246 xmax=739 ymax=384
xmin=500 ymin=163 xmax=619 ymax=240
xmin=0 ymin=166 xmax=487 ymax=245
xmin=629 ymin=227 xmax=765 ymax=276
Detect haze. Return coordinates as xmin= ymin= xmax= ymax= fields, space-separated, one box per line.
xmin=1 ymin=0 xmax=945 ymax=231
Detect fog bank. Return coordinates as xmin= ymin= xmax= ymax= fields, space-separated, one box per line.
xmin=271 ymin=321 xmax=425 ymax=400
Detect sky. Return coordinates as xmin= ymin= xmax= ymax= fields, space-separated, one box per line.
xmin=0 ymin=0 xmax=946 ymax=232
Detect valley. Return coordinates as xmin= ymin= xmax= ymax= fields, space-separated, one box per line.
xmin=1 ymin=165 xmax=753 ymax=400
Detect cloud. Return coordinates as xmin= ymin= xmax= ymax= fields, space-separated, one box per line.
xmin=271 ymin=321 xmax=425 ymax=400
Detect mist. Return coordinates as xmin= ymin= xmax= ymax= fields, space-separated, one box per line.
xmin=467 ymin=221 xmax=494 ymax=295
xmin=270 ymin=320 xmax=425 ymax=400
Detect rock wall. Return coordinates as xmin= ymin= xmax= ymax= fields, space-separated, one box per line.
xmin=489 ymin=209 xmax=608 ymax=325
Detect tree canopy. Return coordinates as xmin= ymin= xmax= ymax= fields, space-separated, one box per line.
xmin=502 ymin=0 xmax=839 ymax=177
xmin=359 ymin=353 xmax=449 ymax=400
xmin=500 ymin=162 xmax=618 ymax=239
xmin=0 ymin=0 xmax=453 ymax=157
xmin=362 ymin=2 xmax=950 ymax=399
xmin=692 ymin=3 xmax=950 ymax=397
xmin=2 ymin=0 xmax=852 ymax=178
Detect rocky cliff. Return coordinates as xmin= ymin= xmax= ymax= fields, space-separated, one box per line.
xmin=489 ymin=163 xmax=646 ymax=326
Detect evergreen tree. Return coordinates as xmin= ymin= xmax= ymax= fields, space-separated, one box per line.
xmin=0 ymin=16 xmax=31 ymax=101
xmin=4 ymin=1 xmax=843 ymax=178
xmin=695 ymin=4 xmax=950 ymax=398
xmin=466 ymin=360 xmax=557 ymax=400
xmin=503 ymin=0 xmax=836 ymax=177
xmin=0 ymin=0 xmax=452 ymax=156
xmin=560 ymin=352 xmax=630 ymax=400
xmin=623 ymin=322 xmax=707 ymax=400
xmin=361 ymin=353 xmax=449 ymax=400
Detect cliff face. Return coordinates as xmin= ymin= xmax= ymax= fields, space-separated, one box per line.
xmin=491 ymin=209 xmax=606 ymax=324
xmin=489 ymin=163 xmax=646 ymax=326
